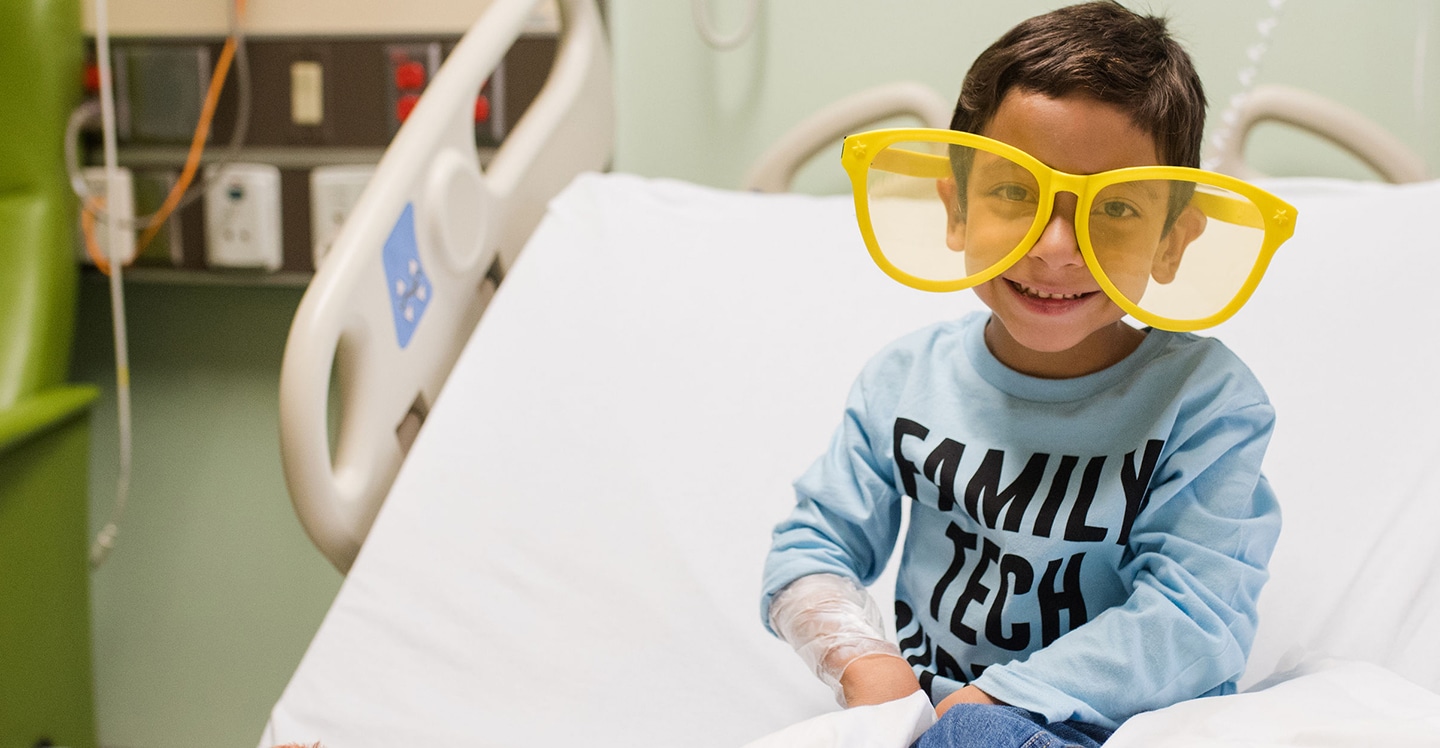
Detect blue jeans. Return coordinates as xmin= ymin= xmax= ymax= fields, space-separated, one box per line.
xmin=911 ymin=704 xmax=1114 ymax=748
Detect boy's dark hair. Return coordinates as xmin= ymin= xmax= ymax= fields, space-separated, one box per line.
xmin=951 ymin=1 xmax=1207 ymax=168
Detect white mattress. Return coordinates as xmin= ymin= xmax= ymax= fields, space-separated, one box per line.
xmin=262 ymin=173 xmax=1440 ymax=746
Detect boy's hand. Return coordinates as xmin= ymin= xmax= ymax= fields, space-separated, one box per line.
xmin=934 ymin=685 xmax=1003 ymax=717
xmin=838 ymin=653 xmax=922 ymax=707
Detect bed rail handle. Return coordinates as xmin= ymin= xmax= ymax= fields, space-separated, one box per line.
xmin=1213 ymin=84 xmax=1429 ymax=184
xmin=279 ymin=0 xmax=612 ymax=574
xmin=743 ymin=82 xmax=952 ymax=193
xmin=279 ymin=286 xmax=391 ymax=574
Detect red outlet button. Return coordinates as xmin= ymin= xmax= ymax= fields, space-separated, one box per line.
xmin=474 ymin=95 xmax=491 ymax=123
xmin=394 ymin=61 xmax=426 ymax=90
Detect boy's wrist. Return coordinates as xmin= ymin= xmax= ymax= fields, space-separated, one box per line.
xmin=935 ymin=685 xmax=1004 ymax=717
xmin=838 ymin=653 xmax=921 ymax=708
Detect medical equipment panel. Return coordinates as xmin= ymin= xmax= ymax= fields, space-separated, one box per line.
xmin=76 ymin=32 xmax=558 ymax=278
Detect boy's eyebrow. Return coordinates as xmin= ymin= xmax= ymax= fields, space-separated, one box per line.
xmin=1104 ymin=180 xmax=1165 ymax=202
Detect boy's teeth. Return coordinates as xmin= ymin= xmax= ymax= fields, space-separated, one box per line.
xmin=1015 ymin=282 xmax=1082 ymax=300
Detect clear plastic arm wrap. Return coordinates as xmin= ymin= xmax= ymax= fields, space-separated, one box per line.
xmin=767 ymin=573 xmax=906 ymax=705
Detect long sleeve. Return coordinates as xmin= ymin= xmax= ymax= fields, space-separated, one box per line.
xmin=761 ymin=366 xmax=906 ymax=632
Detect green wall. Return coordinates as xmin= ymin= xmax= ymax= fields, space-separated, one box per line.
xmin=73 ymin=280 xmax=340 ymax=748
xmin=73 ymin=2 xmax=1436 ymax=746
xmin=611 ymin=0 xmax=1439 ymax=192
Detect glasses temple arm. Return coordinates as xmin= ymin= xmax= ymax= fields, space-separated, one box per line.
xmin=869 ymin=148 xmax=953 ymax=179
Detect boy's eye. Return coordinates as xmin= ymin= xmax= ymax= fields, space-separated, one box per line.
xmin=989 ymin=183 xmax=1035 ymax=202
xmin=1094 ymin=199 xmax=1139 ymax=219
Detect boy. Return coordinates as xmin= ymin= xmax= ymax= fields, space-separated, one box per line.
xmin=761 ymin=3 xmax=1286 ymax=746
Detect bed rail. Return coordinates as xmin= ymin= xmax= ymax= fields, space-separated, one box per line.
xmin=1212 ymin=84 xmax=1429 ymax=184
xmin=743 ymin=82 xmax=952 ymax=193
xmin=748 ymin=82 xmax=1430 ymax=192
xmin=279 ymin=0 xmax=613 ymax=573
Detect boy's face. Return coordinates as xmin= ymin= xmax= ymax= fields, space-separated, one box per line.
xmin=960 ymin=90 xmax=1186 ymax=377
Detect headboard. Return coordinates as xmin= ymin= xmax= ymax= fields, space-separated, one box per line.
xmin=744 ymin=82 xmax=1429 ymax=193
xmin=1209 ymin=84 xmax=1429 ymax=184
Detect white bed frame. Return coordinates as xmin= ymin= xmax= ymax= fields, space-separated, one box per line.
xmin=278 ymin=0 xmax=612 ymax=572
xmin=278 ymin=4 xmax=1427 ymax=573
xmin=742 ymin=82 xmax=953 ymax=193
xmin=1210 ymin=84 xmax=1430 ymax=184
xmin=745 ymin=82 xmax=1430 ymax=193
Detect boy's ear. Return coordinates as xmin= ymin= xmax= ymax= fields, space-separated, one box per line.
xmin=1152 ymin=204 xmax=1207 ymax=283
xmin=935 ymin=177 xmax=966 ymax=253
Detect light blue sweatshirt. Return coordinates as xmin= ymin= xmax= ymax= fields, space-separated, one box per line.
xmin=762 ymin=312 xmax=1280 ymax=729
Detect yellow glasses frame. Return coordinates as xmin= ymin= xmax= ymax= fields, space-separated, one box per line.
xmin=840 ymin=128 xmax=1299 ymax=331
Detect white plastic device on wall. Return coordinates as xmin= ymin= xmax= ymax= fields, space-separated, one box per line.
xmin=79 ymin=166 xmax=137 ymax=266
xmin=310 ymin=165 xmax=377 ymax=271
xmin=203 ymin=163 xmax=284 ymax=271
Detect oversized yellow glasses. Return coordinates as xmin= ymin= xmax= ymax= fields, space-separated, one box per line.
xmin=841 ymin=128 xmax=1298 ymax=332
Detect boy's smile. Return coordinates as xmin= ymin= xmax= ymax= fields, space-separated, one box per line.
xmin=969 ymin=90 xmax=1165 ymax=379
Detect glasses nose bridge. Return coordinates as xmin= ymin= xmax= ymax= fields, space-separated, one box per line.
xmin=1027 ymin=169 xmax=1089 ymax=262
xmin=1044 ymin=170 xmax=1091 ymax=204
xmin=1033 ymin=171 xmax=1094 ymax=238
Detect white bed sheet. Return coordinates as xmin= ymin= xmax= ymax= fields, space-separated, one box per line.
xmin=262 ymin=173 xmax=1440 ymax=747
xmin=742 ymin=658 xmax=1440 ymax=747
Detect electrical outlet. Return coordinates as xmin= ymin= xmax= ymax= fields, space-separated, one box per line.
xmin=386 ymin=42 xmax=442 ymax=133
xmin=80 ymin=166 xmax=137 ymax=266
xmin=309 ymin=164 xmax=376 ymax=271
xmin=203 ymin=163 xmax=283 ymax=271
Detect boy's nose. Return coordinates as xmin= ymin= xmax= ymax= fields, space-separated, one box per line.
xmin=1026 ymin=192 xmax=1084 ymax=268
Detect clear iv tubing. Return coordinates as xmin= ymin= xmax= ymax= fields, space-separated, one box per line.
xmin=1202 ymin=0 xmax=1288 ymax=171
xmin=83 ymin=0 xmax=249 ymax=567
xmin=89 ymin=0 xmax=130 ymax=568
xmin=65 ymin=6 xmax=252 ymax=233
xmin=1415 ymin=0 xmax=1429 ymax=133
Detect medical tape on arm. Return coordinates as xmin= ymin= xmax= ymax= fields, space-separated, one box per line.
xmin=767 ymin=573 xmax=905 ymax=704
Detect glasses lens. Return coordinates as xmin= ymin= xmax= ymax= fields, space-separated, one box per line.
xmin=865 ymin=140 xmax=1041 ymax=287
xmin=1086 ymin=179 xmax=1266 ymax=324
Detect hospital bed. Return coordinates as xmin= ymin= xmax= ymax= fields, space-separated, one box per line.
xmin=266 ymin=0 xmax=1440 ymax=744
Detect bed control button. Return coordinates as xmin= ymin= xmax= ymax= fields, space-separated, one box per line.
xmin=381 ymin=203 xmax=431 ymax=349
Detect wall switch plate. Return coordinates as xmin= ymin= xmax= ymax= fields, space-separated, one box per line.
xmin=290 ymin=60 xmax=325 ymax=126
xmin=204 ymin=163 xmax=283 ymax=271
xmin=309 ymin=164 xmax=375 ymax=270
xmin=80 ymin=166 xmax=137 ymax=266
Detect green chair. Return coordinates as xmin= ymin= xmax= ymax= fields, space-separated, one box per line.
xmin=0 ymin=0 xmax=100 ymax=746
